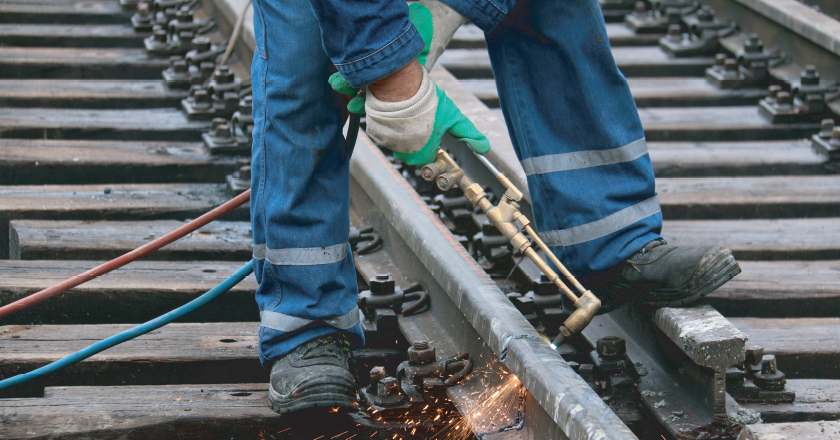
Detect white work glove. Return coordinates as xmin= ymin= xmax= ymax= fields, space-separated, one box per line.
xmin=416 ymin=0 xmax=468 ymax=69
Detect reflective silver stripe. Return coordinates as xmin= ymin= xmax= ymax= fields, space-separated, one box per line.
xmin=540 ymin=195 xmax=661 ymax=247
xmin=520 ymin=138 xmax=648 ymax=176
xmin=260 ymin=306 xmax=361 ymax=333
xmin=252 ymin=242 xmax=348 ymax=266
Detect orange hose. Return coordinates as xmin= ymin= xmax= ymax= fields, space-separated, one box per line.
xmin=0 ymin=189 xmax=251 ymax=320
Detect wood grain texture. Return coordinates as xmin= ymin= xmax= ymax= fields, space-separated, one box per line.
xmin=438 ymin=47 xmax=715 ymax=79
xmin=11 ymin=219 xmax=252 ymax=260
xmin=656 ymin=176 xmax=840 ymax=219
xmin=0 ymin=383 xmax=418 ymax=440
xmin=460 ymin=78 xmax=768 ymax=108
xmin=0 ymin=80 xmax=188 ymax=109
xmin=0 ymin=183 xmax=247 ymax=221
xmin=0 ymin=139 xmax=238 ymax=185
xmin=450 ymin=23 xmax=662 ymax=48
xmin=0 ymin=24 xmax=145 ymax=48
xmin=0 ymin=47 xmax=169 ymax=79
xmin=707 ymin=261 xmax=840 ymax=317
xmin=0 ymin=107 xmax=210 ymax=141
xmin=730 ymin=317 xmax=840 ymax=379
xmin=0 ymin=322 xmax=405 ymax=398
xmin=490 ymin=106 xmax=820 ymax=142
xmin=742 ymin=380 xmax=840 ymax=423
xmin=662 ymin=219 xmax=840 ymax=260
xmin=0 ymin=260 xmax=258 ymax=325
xmin=648 ymin=140 xmax=827 ymax=177
xmin=0 ymin=0 xmax=132 ymax=25
xmin=738 ymin=420 xmax=840 ymax=440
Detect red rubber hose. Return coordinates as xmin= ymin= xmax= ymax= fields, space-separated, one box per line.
xmin=0 ymin=189 xmax=251 ymax=320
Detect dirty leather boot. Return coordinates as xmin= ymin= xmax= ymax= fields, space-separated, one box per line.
xmin=591 ymin=239 xmax=741 ymax=308
xmin=268 ymin=334 xmax=358 ymax=414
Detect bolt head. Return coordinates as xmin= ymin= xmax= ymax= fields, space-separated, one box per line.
xmin=194 ymin=37 xmax=211 ymax=52
xmin=760 ymin=355 xmax=778 ymax=374
xmin=153 ymin=29 xmax=167 ymax=42
xmin=214 ymin=124 xmax=232 ymax=139
xmin=715 ymin=53 xmax=727 ymax=65
xmin=369 ymin=366 xmax=386 ymax=382
xmin=745 ymin=346 xmax=765 ymax=366
xmin=137 ymin=2 xmax=150 ymax=16
xmin=698 ymin=6 xmax=714 ymax=21
xmin=668 ymin=24 xmax=681 ymax=37
xmin=369 ymin=274 xmax=395 ymax=296
xmin=634 ymin=1 xmax=646 ymax=13
xmin=833 ymin=126 xmax=840 ymax=140
xmin=407 ymin=342 xmax=436 ymax=365
xmin=801 ymin=65 xmax=820 ymax=86
xmin=211 ymin=117 xmax=226 ymax=129
xmin=239 ymin=165 xmax=251 ymax=180
xmin=776 ymin=91 xmax=792 ymax=105
xmin=377 ymin=377 xmax=399 ymax=397
xmin=596 ymin=336 xmax=626 ymax=357
xmin=724 ymin=59 xmax=738 ymax=71
xmin=820 ymin=119 xmax=835 ymax=138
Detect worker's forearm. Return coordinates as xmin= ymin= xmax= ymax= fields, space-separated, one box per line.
xmin=368 ymin=59 xmax=424 ymax=102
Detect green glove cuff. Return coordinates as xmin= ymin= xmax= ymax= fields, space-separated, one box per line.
xmin=409 ymin=3 xmax=433 ymax=67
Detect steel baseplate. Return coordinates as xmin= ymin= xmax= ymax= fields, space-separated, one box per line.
xmin=583 ymin=302 xmax=747 ymax=440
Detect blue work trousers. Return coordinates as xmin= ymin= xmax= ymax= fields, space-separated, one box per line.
xmin=251 ymin=0 xmax=662 ymax=364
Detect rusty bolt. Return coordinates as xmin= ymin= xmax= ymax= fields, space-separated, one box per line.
xmin=667 ymin=24 xmax=681 ymax=40
xmin=214 ymin=124 xmax=232 ymax=139
xmin=724 ymin=58 xmax=738 ymax=72
xmin=776 ymin=91 xmax=793 ymax=106
xmin=238 ymin=166 xmax=251 ymax=180
xmin=178 ymin=31 xmax=193 ymax=45
xmin=214 ymin=65 xmax=234 ymax=84
xmin=801 ymin=65 xmax=820 ymax=86
xmin=377 ymin=377 xmax=399 ymax=398
xmin=211 ymin=117 xmax=227 ymax=130
xmin=634 ymin=1 xmax=646 ymax=14
xmin=744 ymin=33 xmax=763 ymax=53
xmin=153 ymin=29 xmax=167 ymax=43
xmin=753 ymin=354 xmax=786 ymax=391
xmin=596 ymin=336 xmax=626 ymax=358
xmin=369 ymin=366 xmax=386 ymax=386
xmin=193 ymin=88 xmax=211 ymax=105
xmin=408 ymin=341 xmax=436 ymax=365
xmin=173 ymin=59 xmax=187 ymax=73
xmin=137 ymin=2 xmax=150 ymax=17
xmin=176 ymin=6 xmax=193 ymax=22
xmin=819 ymin=119 xmax=834 ymax=138
xmin=761 ymin=355 xmax=777 ymax=374
xmin=745 ymin=347 xmax=765 ymax=366
xmin=697 ymin=6 xmax=714 ymax=21
xmin=766 ymin=85 xmax=782 ymax=101
xmin=193 ymin=37 xmax=211 ymax=52
xmin=369 ymin=274 xmax=395 ymax=296
xmin=200 ymin=61 xmax=215 ymax=77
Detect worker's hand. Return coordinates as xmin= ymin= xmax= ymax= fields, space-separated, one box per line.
xmin=365 ymin=63 xmax=490 ymax=167
xmin=328 ymin=73 xmax=366 ymax=115
xmin=411 ymin=0 xmax=467 ymax=70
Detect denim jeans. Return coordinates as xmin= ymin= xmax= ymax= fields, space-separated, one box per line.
xmin=251 ymin=0 xmax=661 ymax=363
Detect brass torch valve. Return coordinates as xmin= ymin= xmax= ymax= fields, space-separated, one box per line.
xmin=421 ymin=149 xmax=601 ymax=348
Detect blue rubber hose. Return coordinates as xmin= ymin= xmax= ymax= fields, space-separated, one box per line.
xmin=0 ymin=261 xmax=254 ymax=392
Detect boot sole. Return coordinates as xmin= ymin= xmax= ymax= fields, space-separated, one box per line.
xmin=636 ymin=248 xmax=741 ymax=307
xmin=268 ymin=384 xmax=357 ymax=415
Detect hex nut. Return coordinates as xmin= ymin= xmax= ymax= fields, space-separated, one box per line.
xmin=369 ymin=274 xmax=395 ymax=296
xmin=407 ymin=341 xmax=436 ymax=365
xmin=596 ymin=336 xmax=626 ymax=358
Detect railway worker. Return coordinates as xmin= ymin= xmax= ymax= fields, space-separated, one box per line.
xmin=250 ymin=0 xmax=742 ymax=415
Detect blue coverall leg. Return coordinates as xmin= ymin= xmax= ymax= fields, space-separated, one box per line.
xmin=453 ymin=0 xmax=664 ymax=277
xmin=250 ymin=0 xmax=425 ymax=364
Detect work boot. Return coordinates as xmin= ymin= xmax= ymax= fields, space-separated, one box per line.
xmin=590 ymin=239 xmax=741 ymax=308
xmin=268 ymin=333 xmax=358 ymax=414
